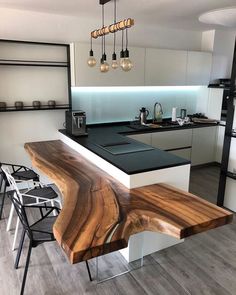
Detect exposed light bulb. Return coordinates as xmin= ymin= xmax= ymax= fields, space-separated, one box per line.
xmin=121 ymin=58 xmax=133 ymax=72
xmin=111 ymin=60 xmax=119 ymax=69
xmin=87 ymin=56 xmax=97 ymax=67
xmin=100 ymin=61 xmax=109 ymax=73
xmin=87 ymin=50 xmax=96 ymax=67
xmin=120 ymin=49 xmax=125 ymax=66
xmin=111 ymin=53 xmax=119 ymax=69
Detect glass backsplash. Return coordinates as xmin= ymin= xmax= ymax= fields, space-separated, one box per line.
xmin=72 ymin=86 xmax=204 ymax=124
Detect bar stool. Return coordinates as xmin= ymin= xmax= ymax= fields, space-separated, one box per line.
xmin=0 ymin=162 xmax=39 ymax=220
xmin=2 ymin=166 xmax=62 ymax=251
xmin=8 ymin=191 xmax=92 ymax=295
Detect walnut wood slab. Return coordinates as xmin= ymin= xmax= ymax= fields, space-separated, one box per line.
xmin=25 ymin=140 xmax=233 ymax=264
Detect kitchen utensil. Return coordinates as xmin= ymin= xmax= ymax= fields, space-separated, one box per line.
xmin=139 ymin=107 xmax=149 ymax=125
xmin=15 ymin=101 xmax=24 ymax=110
xmin=32 ymin=100 xmax=41 ymax=109
xmin=48 ymin=100 xmax=56 ymax=108
xmin=0 ymin=102 xmax=6 ymax=110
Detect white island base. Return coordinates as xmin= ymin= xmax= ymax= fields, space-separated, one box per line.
xmin=60 ymin=132 xmax=190 ymax=263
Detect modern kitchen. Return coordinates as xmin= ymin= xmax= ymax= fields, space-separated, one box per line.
xmin=0 ymin=1 xmax=236 ymax=295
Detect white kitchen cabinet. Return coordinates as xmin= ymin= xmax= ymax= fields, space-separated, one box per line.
xmin=186 ymin=51 xmax=212 ymax=86
xmin=215 ymin=125 xmax=225 ymax=163
xmin=145 ymin=48 xmax=187 ymax=86
xmin=71 ymin=43 xmax=213 ymax=87
xmin=227 ymin=137 xmax=236 ymax=173
xmin=169 ymin=148 xmax=192 ymax=161
xmin=151 ymin=129 xmax=192 ymax=150
xmin=127 ymin=133 xmax=152 ymax=145
xmin=191 ymin=126 xmax=217 ymax=166
xmin=224 ymin=178 xmax=236 ymax=212
xmin=206 ymin=88 xmax=224 ymax=120
xmin=71 ymin=43 xmax=145 ymax=87
xmin=128 ymin=130 xmax=192 ymax=160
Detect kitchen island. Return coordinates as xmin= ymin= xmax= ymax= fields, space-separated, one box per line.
xmin=25 ymin=135 xmax=232 ymax=264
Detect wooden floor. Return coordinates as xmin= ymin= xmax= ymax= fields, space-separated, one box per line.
xmin=190 ymin=164 xmax=220 ymax=204
xmin=1 ymin=166 xmax=236 ymax=295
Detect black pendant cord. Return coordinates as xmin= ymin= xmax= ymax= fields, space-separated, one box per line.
xmin=102 ymin=4 xmax=106 ymax=60
xmin=101 ymin=4 xmax=104 ymax=62
xmin=90 ymin=36 xmax=93 ymax=51
xmin=217 ymin=38 xmax=236 ymax=207
xmin=126 ymin=28 xmax=128 ymax=50
xmin=121 ymin=29 xmax=124 ymax=51
xmin=90 ymin=36 xmax=93 ymax=56
xmin=113 ymin=0 xmax=117 ymax=55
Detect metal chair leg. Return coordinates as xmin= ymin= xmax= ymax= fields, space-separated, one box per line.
xmin=0 ymin=182 xmax=6 ymax=220
xmin=12 ymin=217 xmax=20 ymax=251
xmin=85 ymin=260 xmax=93 ymax=281
xmin=15 ymin=230 xmax=26 ymax=269
xmin=6 ymin=203 xmax=14 ymax=231
xmin=20 ymin=242 xmax=32 ymax=295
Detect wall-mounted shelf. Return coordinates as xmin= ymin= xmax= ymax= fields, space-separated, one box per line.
xmin=225 ymin=132 xmax=236 ymax=138
xmin=226 ymin=171 xmax=236 ymax=180
xmin=208 ymin=84 xmax=230 ymax=90
xmin=0 ymin=104 xmax=69 ymax=112
xmin=0 ymin=39 xmax=72 ymax=111
xmin=0 ymin=59 xmax=69 ymax=67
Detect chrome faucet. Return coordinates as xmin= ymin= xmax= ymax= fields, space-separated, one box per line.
xmin=153 ymin=102 xmax=163 ymax=123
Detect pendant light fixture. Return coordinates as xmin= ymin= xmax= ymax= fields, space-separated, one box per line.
xmin=120 ymin=28 xmax=125 ymax=66
xmin=87 ymin=37 xmax=96 ymax=67
xmin=100 ymin=3 xmax=109 ymax=73
xmin=120 ymin=28 xmax=133 ymax=72
xmin=111 ymin=0 xmax=119 ymax=69
xmin=88 ymin=0 xmax=134 ymax=73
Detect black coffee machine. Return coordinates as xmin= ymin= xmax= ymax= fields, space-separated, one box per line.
xmin=65 ymin=111 xmax=88 ymax=136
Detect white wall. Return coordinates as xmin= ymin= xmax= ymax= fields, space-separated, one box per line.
xmin=0 ymin=111 xmax=65 ymax=167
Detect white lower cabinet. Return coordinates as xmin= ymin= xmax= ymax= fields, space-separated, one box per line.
xmin=128 ymin=130 xmax=192 ymax=161
xmin=215 ymin=125 xmax=225 ymax=163
xmin=127 ymin=127 xmax=218 ymax=165
xmin=151 ymin=129 xmax=192 ymax=150
xmin=127 ymin=133 xmax=152 ymax=145
xmin=169 ymin=148 xmax=192 ymax=161
xmin=191 ymin=126 xmax=217 ymax=166
xmin=224 ymin=178 xmax=236 ymax=212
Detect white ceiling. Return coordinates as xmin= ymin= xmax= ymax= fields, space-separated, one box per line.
xmin=1 ymin=0 xmax=236 ymax=31
xmin=199 ymin=7 xmax=236 ymax=27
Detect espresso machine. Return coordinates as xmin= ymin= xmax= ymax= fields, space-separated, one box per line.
xmin=65 ymin=111 xmax=88 ymax=136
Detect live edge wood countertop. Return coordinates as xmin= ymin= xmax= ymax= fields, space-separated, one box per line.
xmin=25 ymin=140 xmax=233 ymax=264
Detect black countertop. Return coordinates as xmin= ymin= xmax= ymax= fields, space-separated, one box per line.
xmin=59 ymin=121 xmax=218 ymax=175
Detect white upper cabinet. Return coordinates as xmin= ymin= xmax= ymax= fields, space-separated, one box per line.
xmin=71 ymin=43 xmax=145 ymax=87
xmin=145 ymin=48 xmax=187 ymax=86
xmin=186 ymin=51 xmax=212 ymax=85
xmin=71 ymin=43 xmax=213 ymax=87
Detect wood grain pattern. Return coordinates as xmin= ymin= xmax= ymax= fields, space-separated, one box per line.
xmin=24 ymin=140 xmax=233 ymax=264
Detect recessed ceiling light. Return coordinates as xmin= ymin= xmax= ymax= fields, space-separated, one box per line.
xmin=199 ymin=6 xmax=236 ymax=28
